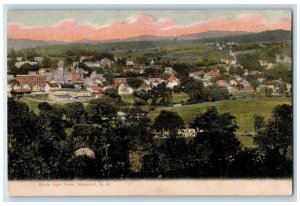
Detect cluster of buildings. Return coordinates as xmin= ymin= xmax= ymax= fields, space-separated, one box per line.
xmin=7 ymin=56 xmax=182 ymax=101
xmin=189 ymin=67 xmax=291 ymax=95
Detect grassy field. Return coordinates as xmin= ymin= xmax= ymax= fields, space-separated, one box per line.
xmin=147 ymin=97 xmax=292 ymax=147
xmin=172 ymin=92 xmax=189 ymax=103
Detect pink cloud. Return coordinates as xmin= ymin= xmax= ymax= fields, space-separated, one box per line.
xmin=7 ymin=13 xmax=291 ymax=42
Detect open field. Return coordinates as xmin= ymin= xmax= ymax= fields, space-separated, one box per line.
xmin=147 ymin=97 xmax=292 ymax=147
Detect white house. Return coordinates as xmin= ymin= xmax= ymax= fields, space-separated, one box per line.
xmin=118 ymin=83 xmax=134 ymax=95
xmin=45 ymin=81 xmax=61 ymax=93
xmin=146 ymin=78 xmax=166 ymax=87
xmin=167 ymin=75 xmax=179 ymax=89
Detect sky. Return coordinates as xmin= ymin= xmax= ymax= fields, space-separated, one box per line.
xmin=7 ymin=10 xmax=292 ymax=42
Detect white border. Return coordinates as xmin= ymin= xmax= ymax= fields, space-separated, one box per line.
xmin=0 ymin=0 xmax=299 ymax=204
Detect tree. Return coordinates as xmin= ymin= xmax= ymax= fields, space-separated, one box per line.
xmin=265 ymin=88 xmax=273 ymax=97
xmin=250 ymin=80 xmax=260 ymax=92
xmin=254 ymin=104 xmax=292 ymax=157
xmin=86 ymin=98 xmax=117 ymax=124
xmin=24 ymin=48 xmax=38 ymax=61
xmin=120 ymin=108 xmax=152 ymax=147
xmin=63 ymin=102 xmax=87 ymax=125
xmin=18 ymin=63 xmax=39 ymax=74
xmin=191 ymin=107 xmax=241 ymax=177
xmin=41 ymin=56 xmax=51 ymax=68
xmin=127 ymin=77 xmax=143 ymax=89
xmin=8 ymin=98 xmax=47 ymax=179
xmin=253 ymin=114 xmax=265 ymax=132
xmin=278 ymin=82 xmax=288 ymax=97
xmin=153 ymin=110 xmax=184 ymax=135
xmin=230 ymin=148 xmax=263 ymax=177
xmin=236 ymin=83 xmax=244 ymax=91
xmin=236 ymin=53 xmax=262 ymax=71
xmin=133 ymin=90 xmax=152 ymax=106
xmin=35 ymin=102 xmax=68 ymax=178
xmin=140 ymin=152 xmax=160 ymax=178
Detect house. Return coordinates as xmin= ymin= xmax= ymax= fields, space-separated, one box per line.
xmin=39 ymin=68 xmax=51 ymax=74
xmin=167 ymin=75 xmax=179 ymax=89
xmin=87 ymin=85 xmax=102 ymax=93
xmin=137 ymin=82 xmax=152 ymax=91
xmin=80 ymin=55 xmax=93 ymax=62
xmin=217 ymin=80 xmax=229 ymax=88
xmin=177 ymin=129 xmax=196 ymax=138
xmin=84 ymin=61 xmax=101 ymax=68
xmin=15 ymin=75 xmax=46 ymax=91
xmin=126 ymin=60 xmax=134 ymax=67
xmin=118 ymin=83 xmax=134 ymax=95
xmin=264 ymin=81 xmax=278 ymax=91
xmin=147 ymin=78 xmax=165 ymax=87
xmin=229 ymin=80 xmax=238 ymax=87
xmin=34 ymin=56 xmax=43 ymax=63
xmin=248 ymin=70 xmax=260 ymax=76
xmin=45 ymin=81 xmax=61 ymax=93
xmin=31 ymin=84 xmax=41 ymax=92
xmin=164 ymin=67 xmax=175 ymax=75
xmin=14 ymin=88 xmax=31 ymax=95
xmin=113 ymin=78 xmax=127 ymax=89
xmin=70 ymin=68 xmax=88 ymax=81
xmin=48 ymin=89 xmax=92 ymax=101
xmin=207 ymin=71 xmax=220 ymax=78
xmin=189 ymin=70 xmax=204 ymax=80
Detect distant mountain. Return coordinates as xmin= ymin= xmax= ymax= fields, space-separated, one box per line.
xmin=7 ymin=38 xmax=68 ymax=50
xmin=178 ymin=30 xmax=252 ymax=39
xmin=7 ymin=29 xmax=291 ymax=50
xmin=101 ymin=30 xmax=252 ymax=42
xmin=216 ymin=29 xmax=291 ymax=42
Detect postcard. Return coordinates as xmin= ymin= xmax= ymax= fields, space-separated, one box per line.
xmin=6 ymin=9 xmax=293 ymax=196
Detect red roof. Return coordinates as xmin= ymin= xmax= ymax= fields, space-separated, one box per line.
xmin=191 ymin=70 xmax=204 ymax=76
xmin=91 ymin=86 xmax=101 ymax=92
xmin=14 ymin=88 xmax=31 ymax=93
xmin=265 ymin=81 xmax=277 ymax=86
xmin=47 ymin=82 xmax=60 ymax=88
xmin=167 ymin=75 xmax=178 ymax=83
xmin=217 ymin=80 xmax=228 ymax=87
xmin=207 ymin=71 xmax=220 ymax=77
xmin=244 ymin=86 xmax=254 ymax=91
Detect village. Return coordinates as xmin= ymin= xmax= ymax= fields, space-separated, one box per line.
xmin=7 ymin=46 xmax=292 ymax=102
